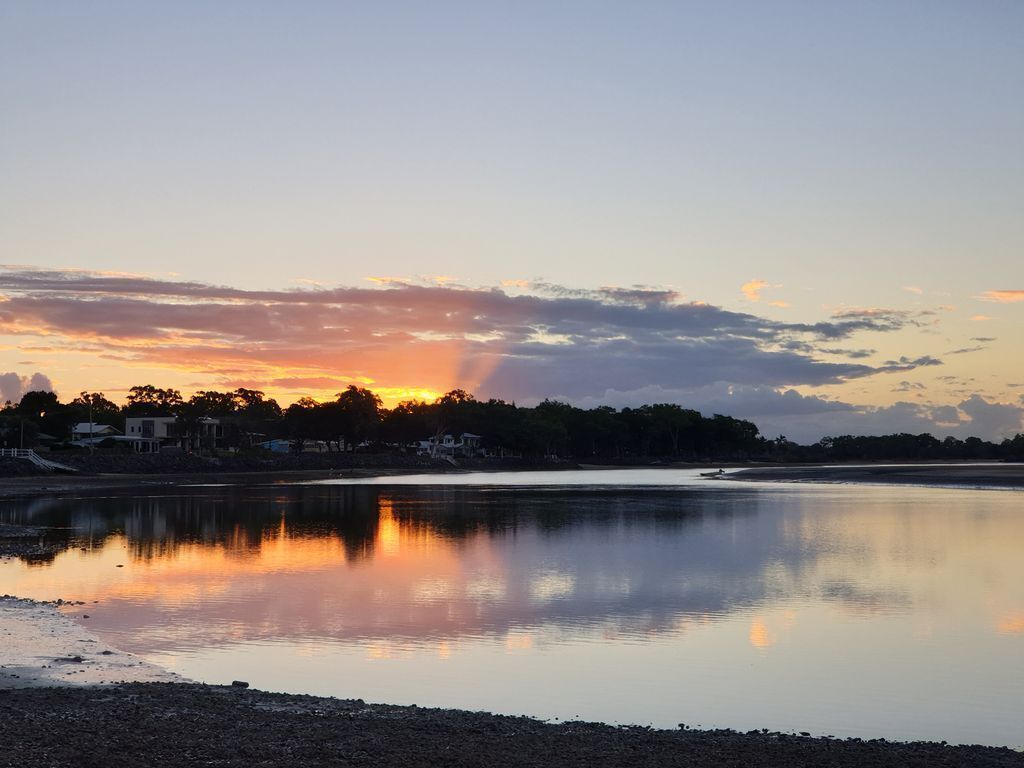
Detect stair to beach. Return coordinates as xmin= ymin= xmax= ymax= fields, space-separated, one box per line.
xmin=0 ymin=449 xmax=79 ymax=473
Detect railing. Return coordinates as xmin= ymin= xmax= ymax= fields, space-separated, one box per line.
xmin=0 ymin=448 xmax=36 ymax=459
xmin=0 ymin=448 xmax=78 ymax=473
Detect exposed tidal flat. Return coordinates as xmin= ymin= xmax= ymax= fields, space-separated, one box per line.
xmin=2 ymin=467 xmax=1023 ymax=764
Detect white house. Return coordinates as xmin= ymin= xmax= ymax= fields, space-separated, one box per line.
xmin=124 ymin=416 xmax=222 ymax=453
xmin=418 ymin=432 xmax=486 ymax=458
xmin=71 ymin=423 xmax=121 ymax=441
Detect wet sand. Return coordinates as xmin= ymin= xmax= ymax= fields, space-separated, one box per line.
xmin=0 ymin=597 xmax=185 ymax=689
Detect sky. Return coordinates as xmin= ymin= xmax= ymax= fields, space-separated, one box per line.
xmin=1 ymin=1 xmax=1021 ymax=442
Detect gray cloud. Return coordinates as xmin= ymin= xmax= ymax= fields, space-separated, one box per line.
xmin=957 ymin=395 xmax=1024 ymax=440
xmin=0 ymin=371 xmax=54 ymax=404
xmin=561 ymin=384 xmax=1022 ymax=443
xmin=817 ymin=347 xmax=876 ymax=359
xmin=880 ymin=355 xmax=943 ymax=371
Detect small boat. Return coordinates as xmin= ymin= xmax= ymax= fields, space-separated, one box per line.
xmin=700 ymin=469 xmax=725 ymax=478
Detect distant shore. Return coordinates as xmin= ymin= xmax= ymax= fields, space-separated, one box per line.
xmin=728 ymin=462 xmax=1024 ymax=489
xmin=0 ymin=454 xmax=572 ymax=500
xmin=2 ymin=459 xmax=1023 ymax=500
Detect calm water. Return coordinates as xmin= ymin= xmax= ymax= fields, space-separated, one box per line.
xmin=2 ymin=469 xmax=1022 ymax=747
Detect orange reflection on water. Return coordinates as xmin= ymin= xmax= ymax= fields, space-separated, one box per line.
xmin=748 ymin=618 xmax=774 ymax=649
xmin=996 ymin=615 xmax=1024 ymax=635
xmin=3 ymin=493 xmax=519 ymax=652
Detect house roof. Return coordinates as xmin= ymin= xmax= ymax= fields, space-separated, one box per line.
xmin=72 ymin=423 xmax=119 ymax=434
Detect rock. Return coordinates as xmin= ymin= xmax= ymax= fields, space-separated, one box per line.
xmin=231 ymin=680 xmax=250 ymax=688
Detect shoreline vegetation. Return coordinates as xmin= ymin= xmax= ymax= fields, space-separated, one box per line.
xmin=4 ymin=386 xmax=1024 ymax=470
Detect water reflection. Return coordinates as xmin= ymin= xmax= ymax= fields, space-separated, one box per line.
xmin=1 ymin=481 xmax=1022 ymax=746
xmin=2 ymin=485 xmax=779 ymax=644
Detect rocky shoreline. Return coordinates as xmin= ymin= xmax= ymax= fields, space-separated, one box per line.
xmin=1 ymin=681 xmax=1021 ymax=768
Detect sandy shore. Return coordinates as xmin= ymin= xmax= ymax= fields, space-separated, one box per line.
xmin=0 ymin=597 xmax=186 ymax=689
xmin=729 ymin=463 xmax=1024 ymax=489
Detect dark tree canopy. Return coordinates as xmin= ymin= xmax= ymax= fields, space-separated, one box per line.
xmin=124 ymin=385 xmax=184 ymax=416
xmin=3 ymin=382 xmax=1020 ymax=462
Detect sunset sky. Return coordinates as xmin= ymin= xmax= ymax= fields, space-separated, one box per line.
xmin=1 ymin=2 xmax=1021 ymax=442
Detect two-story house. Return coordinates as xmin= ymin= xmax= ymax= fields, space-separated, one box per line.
xmin=124 ymin=416 xmax=222 ymax=454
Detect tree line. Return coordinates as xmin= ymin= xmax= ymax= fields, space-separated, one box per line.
xmin=2 ymin=385 xmax=1022 ymax=461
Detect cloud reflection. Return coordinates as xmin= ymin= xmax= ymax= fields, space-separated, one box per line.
xmin=2 ymin=483 xmax=1023 ymax=658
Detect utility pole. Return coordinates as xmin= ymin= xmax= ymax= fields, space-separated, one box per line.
xmin=88 ymin=395 xmax=94 ymax=455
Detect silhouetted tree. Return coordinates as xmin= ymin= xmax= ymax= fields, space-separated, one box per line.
xmin=123 ymin=385 xmax=183 ymax=416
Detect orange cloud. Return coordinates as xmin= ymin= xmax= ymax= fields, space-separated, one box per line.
xmin=741 ymin=279 xmax=769 ymax=302
xmin=977 ymin=290 xmax=1024 ymax=304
